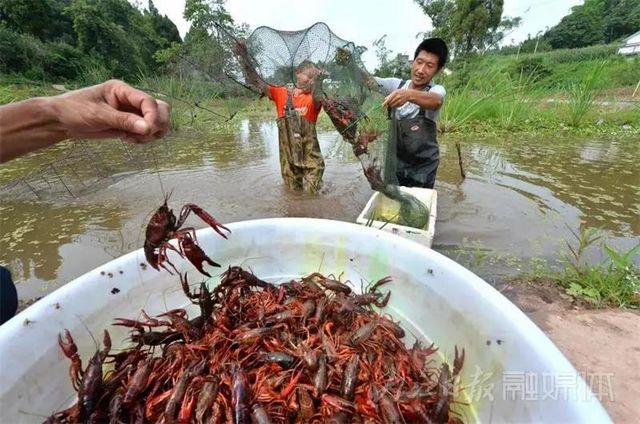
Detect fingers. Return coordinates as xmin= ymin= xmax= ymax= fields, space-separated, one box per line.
xmin=154 ymin=100 xmax=171 ymax=138
xmin=112 ymin=83 xmax=158 ymax=134
xmin=103 ymin=80 xmax=171 ymax=138
xmin=382 ymin=93 xmax=395 ymax=108
xmin=382 ymin=90 xmax=406 ymax=108
xmin=104 ymin=109 xmax=152 ymax=136
xmin=118 ymin=99 xmax=170 ymax=143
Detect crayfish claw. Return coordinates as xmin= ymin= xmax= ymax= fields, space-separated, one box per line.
xmin=375 ymin=291 xmax=392 ymax=308
xmin=184 ymin=204 xmax=231 ymax=239
xmin=181 ymin=235 xmax=219 ymax=277
xmin=57 ymin=329 xmax=77 ymax=358
xmin=370 ymin=275 xmax=393 ymax=292
xmin=112 ymin=318 xmax=145 ymax=331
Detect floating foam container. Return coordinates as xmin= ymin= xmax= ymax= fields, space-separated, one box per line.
xmin=356 ymin=186 xmax=437 ymax=248
xmin=0 ymin=218 xmax=610 ymax=423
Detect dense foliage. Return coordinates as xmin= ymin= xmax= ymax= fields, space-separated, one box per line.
xmin=414 ymin=0 xmax=521 ymax=57
xmin=0 ymin=0 xmax=181 ymax=80
xmin=545 ymin=0 xmax=640 ymax=49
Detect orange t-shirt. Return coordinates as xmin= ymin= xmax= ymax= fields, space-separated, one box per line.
xmin=267 ymin=85 xmax=321 ymax=123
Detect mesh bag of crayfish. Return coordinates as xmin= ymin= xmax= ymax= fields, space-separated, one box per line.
xmin=50 ymin=266 xmax=467 ymax=423
xmin=222 ymin=22 xmax=429 ymax=229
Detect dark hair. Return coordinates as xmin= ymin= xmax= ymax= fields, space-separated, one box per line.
xmin=414 ymin=38 xmax=449 ymax=70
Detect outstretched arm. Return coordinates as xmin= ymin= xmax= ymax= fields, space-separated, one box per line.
xmin=0 ymin=80 xmax=170 ymax=163
xmin=234 ymin=40 xmax=269 ymax=97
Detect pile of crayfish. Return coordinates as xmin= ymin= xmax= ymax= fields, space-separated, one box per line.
xmin=49 ymin=267 xmax=466 ymax=423
xmin=320 ymin=97 xmax=360 ymax=142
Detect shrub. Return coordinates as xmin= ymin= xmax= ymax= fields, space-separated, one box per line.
xmin=508 ymin=56 xmax=552 ymax=82
xmin=42 ymin=42 xmax=84 ymax=80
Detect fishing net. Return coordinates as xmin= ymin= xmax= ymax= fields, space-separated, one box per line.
xmin=224 ymin=22 xmax=429 ymax=229
xmin=0 ymin=139 xmax=175 ymax=201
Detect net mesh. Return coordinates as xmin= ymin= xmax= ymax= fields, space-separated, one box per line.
xmin=0 ymin=139 xmax=173 ymax=201
xmin=226 ymin=22 xmax=429 ymax=229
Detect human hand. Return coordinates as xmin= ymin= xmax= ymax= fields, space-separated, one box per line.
xmin=382 ymin=89 xmax=411 ymax=108
xmin=49 ymin=80 xmax=170 ymax=143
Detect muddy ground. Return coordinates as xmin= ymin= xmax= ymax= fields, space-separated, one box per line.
xmin=499 ymin=279 xmax=640 ymax=423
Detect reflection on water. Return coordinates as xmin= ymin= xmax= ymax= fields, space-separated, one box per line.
xmin=1 ymin=117 xmax=638 ymax=299
xmin=0 ymin=200 xmax=127 ymax=296
xmin=435 ymin=135 xmax=639 ymax=278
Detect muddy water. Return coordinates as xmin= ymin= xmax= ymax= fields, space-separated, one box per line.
xmin=1 ymin=117 xmax=638 ymax=301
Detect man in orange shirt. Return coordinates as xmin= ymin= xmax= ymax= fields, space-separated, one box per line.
xmin=236 ymin=42 xmax=325 ymax=193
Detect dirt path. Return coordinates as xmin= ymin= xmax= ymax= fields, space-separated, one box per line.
xmin=500 ymin=280 xmax=640 ymax=423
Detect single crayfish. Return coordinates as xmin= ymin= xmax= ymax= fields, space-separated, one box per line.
xmin=144 ymin=197 xmax=230 ymax=277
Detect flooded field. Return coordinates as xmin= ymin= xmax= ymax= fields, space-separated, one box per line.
xmin=1 ymin=117 xmax=638 ymax=301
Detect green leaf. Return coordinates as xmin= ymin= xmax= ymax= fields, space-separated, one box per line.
xmin=566 ymin=283 xmax=584 ymax=297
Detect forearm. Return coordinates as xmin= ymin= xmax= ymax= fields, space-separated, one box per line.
xmin=406 ymin=90 xmax=443 ymax=110
xmin=0 ymin=97 xmax=67 ymax=163
xmin=237 ymin=54 xmax=267 ymax=94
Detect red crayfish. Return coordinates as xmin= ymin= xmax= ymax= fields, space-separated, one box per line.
xmin=144 ymin=197 xmax=230 ymax=277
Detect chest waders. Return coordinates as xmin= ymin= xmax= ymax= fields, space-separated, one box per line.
xmin=388 ymin=82 xmax=440 ymax=189
xmin=276 ymin=89 xmax=325 ymax=193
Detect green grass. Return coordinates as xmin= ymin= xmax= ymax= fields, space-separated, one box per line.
xmin=0 ymin=77 xmax=59 ymax=102
xmin=437 ymin=57 xmax=640 ymax=136
xmin=134 ymin=73 xmax=257 ymax=132
xmin=554 ymin=227 xmax=640 ymax=308
xmin=565 ymin=61 xmax=606 ymax=127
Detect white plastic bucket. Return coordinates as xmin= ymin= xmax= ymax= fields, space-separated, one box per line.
xmin=0 ymin=218 xmax=610 ymax=423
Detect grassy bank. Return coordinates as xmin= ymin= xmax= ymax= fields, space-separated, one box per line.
xmin=438 ymin=50 xmax=640 ymax=137
xmin=551 ymin=229 xmax=640 ymax=308
xmin=449 ymin=232 xmax=640 ymax=309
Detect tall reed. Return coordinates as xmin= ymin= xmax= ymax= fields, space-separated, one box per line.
xmin=439 ymin=69 xmax=494 ymax=133
xmin=566 ymin=61 xmax=606 ymax=127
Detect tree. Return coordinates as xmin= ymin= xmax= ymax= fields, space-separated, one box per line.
xmin=180 ymin=0 xmax=248 ymax=79
xmin=373 ymin=35 xmax=391 ymax=72
xmin=544 ymin=0 xmax=640 ymax=49
xmin=0 ymin=0 xmax=75 ymax=43
xmin=602 ymin=0 xmax=640 ymax=42
xmin=68 ymin=0 xmax=180 ymax=78
xmin=0 ymin=0 xmax=185 ymax=80
xmin=372 ymin=35 xmax=411 ymax=78
xmin=414 ymin=0 xmax=521 ymax=57
xmin=147 ymin=0 xmax=181 ymax=46
xmin=184 ymin=0 xmax=234 ymax=34
xmin=545 ymin=2 xmax=604 ymax=48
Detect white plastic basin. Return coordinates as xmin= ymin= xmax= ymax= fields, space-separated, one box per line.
xmin=0 ymin=218 xmax=610 ymax=423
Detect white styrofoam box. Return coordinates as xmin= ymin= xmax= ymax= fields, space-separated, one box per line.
xmin=356 ymin=186 xmax=437 ymax=248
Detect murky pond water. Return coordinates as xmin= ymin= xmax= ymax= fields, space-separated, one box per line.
xmin=1 ymin=117 xmax=638 ymax=301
